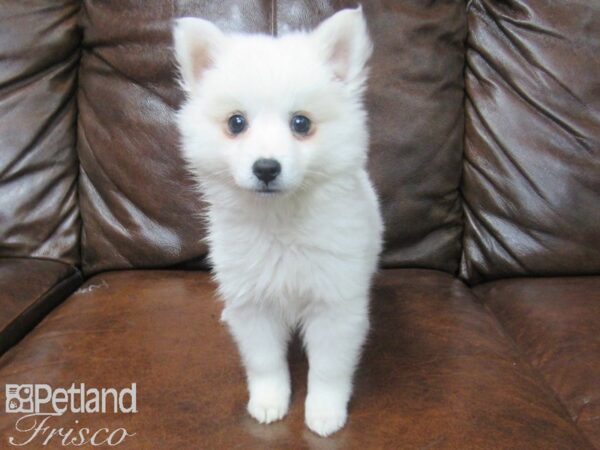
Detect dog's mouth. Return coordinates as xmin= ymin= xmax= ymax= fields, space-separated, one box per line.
xmin=254 ymin=186 xmax=282 ymax=195
xmin=250 ymin=179 xmax=285 ymax=194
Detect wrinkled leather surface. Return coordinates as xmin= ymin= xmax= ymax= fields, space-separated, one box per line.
xmin=278 ymin=1 xmax=466 ymax=273
xmin=0 ymin=258 xmax=81 ymax=355
xmin=0 ymin=270 xmax=592 ymax=449
xmin=461 ymin=0 xmax=600 ymax=283
xmin=476 ymin=277 xmax=600 ymax=448
xmin=77 ymin=1 xmax=272 ymax=276
xmin=78 ymin=0 xmax=466 ymax=276
xmin=0 ymin=0 xmax=81 ymax=264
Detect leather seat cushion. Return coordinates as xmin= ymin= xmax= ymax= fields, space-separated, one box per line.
xmin=0 ymin=269 xmax=591 ymax=449
xmin=475 ymin=277 xmax=600 ymax=448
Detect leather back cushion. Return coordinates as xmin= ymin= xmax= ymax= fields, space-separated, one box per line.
xmin=78 ymin=0 xmax=270 ymax=275
xmin=78 ymin=0 xmax=466 ymax=275
xmin=0 ymin=1 xmax=80 ymax=264
xmin=461 ymin=0 xmax=600 ymax=283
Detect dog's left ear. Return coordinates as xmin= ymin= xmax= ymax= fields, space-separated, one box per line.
xmin=312 ymin=7 xmax=373 ymax=84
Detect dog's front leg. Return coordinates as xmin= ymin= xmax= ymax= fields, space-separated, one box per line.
xmin=222 ymin=304 xmax=291 ymax=424
xmin=301 ymin=300 xmax=369 ymax=437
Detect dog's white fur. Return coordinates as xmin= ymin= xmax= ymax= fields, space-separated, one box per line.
xmin=173 ymin=8 xmax=383 ymax=437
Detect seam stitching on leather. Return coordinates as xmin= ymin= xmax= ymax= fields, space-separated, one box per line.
xmin=270 ymin=0 xmax=275 ymax=36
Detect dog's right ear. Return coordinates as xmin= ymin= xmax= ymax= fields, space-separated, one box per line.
xmin=173 ymin=17 xmax=224 ymax=93
xmin=312 ymin=7 xmax=372 ymax=86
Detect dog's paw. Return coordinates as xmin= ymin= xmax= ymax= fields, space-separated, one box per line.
xmin=247 ymin=377 xmax=290 ymax=424
xmin=305 ymin=392 xmax=348 ymax=437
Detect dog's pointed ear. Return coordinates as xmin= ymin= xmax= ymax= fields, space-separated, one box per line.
xmin=173 ymin=17 xmax=224 ymax=93
xmin=312 ymin=7 xmax=372 ymax=84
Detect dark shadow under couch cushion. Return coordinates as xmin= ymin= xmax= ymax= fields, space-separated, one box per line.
xmin=0 ymin=257 xmax=82 ymax=355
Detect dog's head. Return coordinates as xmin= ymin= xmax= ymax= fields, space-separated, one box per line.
xmin=174 ymin=8 xmax=372 ymax=196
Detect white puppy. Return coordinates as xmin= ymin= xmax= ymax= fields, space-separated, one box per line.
xmin=173 ymin=7 xmax=383 ymax=437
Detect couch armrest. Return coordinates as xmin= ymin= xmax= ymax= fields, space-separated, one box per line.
xmin=0 ymin=257 xmax=82 ymax=354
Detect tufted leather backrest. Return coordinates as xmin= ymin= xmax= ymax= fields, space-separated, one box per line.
xmin=461 ymin=0 xmax=600 ymax=283
xmin=278 ymin=1 xmax=467 ymax=274
xmin=0 ymin=0 xmax=81 ymax=265
xmin=4 ymin=1 xmax=597 ymax=282
xmin=77 ymin=1 xmax=276 ymax=276
xmin=76 ymin=0 xmax=467 ymax=276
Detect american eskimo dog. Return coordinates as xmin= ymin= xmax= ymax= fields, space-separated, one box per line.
xmin=173 ymin=7 xmax=383 ymax=436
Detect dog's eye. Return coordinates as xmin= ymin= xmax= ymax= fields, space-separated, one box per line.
xmin=227 ymin=114 xmax=247 ymax=135
xmin=290 ymin=115 xmax=311 ymax=136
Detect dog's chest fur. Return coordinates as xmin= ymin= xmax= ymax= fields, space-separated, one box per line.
xmin=205 ymin=173 xmax=382 ymax=309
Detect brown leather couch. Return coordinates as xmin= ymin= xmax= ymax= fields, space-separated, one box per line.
xmin=1 ymin=1 xmax=598 ymax=449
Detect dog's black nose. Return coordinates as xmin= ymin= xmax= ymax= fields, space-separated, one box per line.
xmin=252 ymin=158 xmax=281 ymax=184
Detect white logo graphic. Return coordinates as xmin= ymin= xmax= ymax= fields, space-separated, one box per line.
xmin=5 ymin=385 xmax=34 ymax=414
xmin=4 ymin=383 xmax=137 ymax=447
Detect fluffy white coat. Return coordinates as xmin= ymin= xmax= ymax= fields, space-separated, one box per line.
xmin=173 ymin=8 xmax=383 ymax=437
